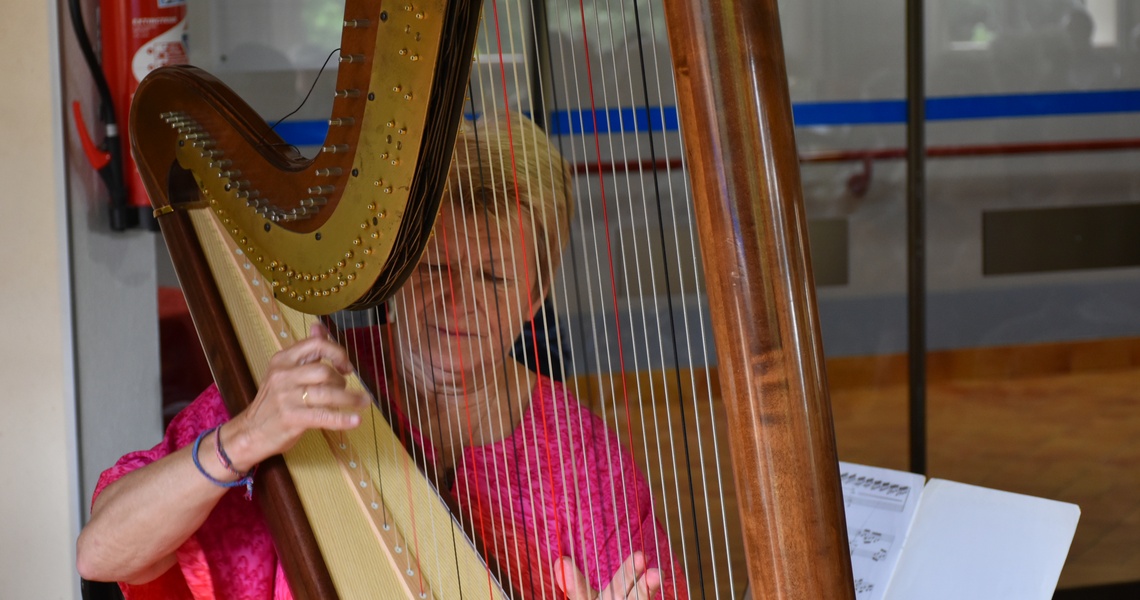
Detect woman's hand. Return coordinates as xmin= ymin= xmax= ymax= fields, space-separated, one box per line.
xmin=76 ymin=323 xmax=369 ymax=584
xmin=224 ymin=322 xmax=369 ymax=470
xmin=554 ymin=552 xmax=662 ymax=600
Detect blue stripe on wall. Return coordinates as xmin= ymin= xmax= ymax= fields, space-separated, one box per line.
xmin=927 ymin=89 xmax=1140 ymax=121
xmin=271 ymin=121 xmax=328 ymax=147
xmin=272 ymin=89 xmax=1140 ymax=146
xmin=795 ymin=90 xmax=1140 ymax=126
xmin=546 ymin=106 xmax=680 ymax=135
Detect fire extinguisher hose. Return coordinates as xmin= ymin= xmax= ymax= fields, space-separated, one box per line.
xmin=67 ymin=0 xmax=134 ymax=231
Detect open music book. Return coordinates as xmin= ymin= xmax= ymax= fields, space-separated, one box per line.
xmin=839 ymin=461 xmax=1080 ymax=600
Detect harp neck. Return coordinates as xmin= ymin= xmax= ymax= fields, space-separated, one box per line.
xmin=131 ymin=0 xmax=485 ymax=315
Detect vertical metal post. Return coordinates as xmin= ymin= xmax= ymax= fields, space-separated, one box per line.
xmin=906 ymin=0 xmax=927 ymax=475
xmin=527 ymin=0 xmax=550 ymax=131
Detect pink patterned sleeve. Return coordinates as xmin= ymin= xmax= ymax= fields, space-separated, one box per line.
xmin=92 ymin=385 xmax=229 ymax=507
xmin=90 ymin=385 xmax=289 ymax=600
xmin=89 ymin=386 xmax=236 ymax=600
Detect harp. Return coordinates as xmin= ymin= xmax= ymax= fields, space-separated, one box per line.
xmin=131 ymin=0 xmax=855 ymax=598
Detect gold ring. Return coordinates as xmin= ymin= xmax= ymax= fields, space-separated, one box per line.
xmin=302 ymin=388 xmax=310 ymax=408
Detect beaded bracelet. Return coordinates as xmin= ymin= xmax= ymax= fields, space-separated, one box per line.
xmin=193 ymin=426 xmax=255 ymax=500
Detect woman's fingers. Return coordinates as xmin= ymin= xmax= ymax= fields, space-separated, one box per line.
xmin=287 ymin=361 xmax=369 ymax=416
xmin=241 ymin=326 xmax=368 ymax=449
xmin=301 ymin=398 xmax=363 ymax=430
xmin=554 ymin=553 xmax=657 ymax=600
xmin=631 ymin=567 xmax=662 ymax=600
xmin=553 ymin=557 xmax=596 ymax=600
xmin=604 ymin=552 xmax=644 ymax=599
xmin=269 ymin=324 xmax=356 ymax=375
xmin=294 ymin=384 xmax=368 ymax=427
xmin=287 ymin=362 xmax=349 ymax=395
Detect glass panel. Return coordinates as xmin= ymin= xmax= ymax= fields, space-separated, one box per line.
xmin=184 ymin=0 xmax=345 ymax=153
xmin=788 ymin=0 xmax=1140 ymax=591
xmin=927 ymin=0 xmax=1140 ymax=591
xmin=783 ymin=0 xmax=912 ymax=473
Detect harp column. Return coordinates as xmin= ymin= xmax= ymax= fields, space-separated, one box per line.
xmin=664 ymin=0 xmax=856 ymax=598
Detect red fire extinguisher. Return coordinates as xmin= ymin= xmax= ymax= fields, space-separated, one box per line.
xmin=70 ymin=0 xmax=188 ymax=231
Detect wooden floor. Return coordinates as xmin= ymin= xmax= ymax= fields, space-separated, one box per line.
xmin=831 ymin=351 xmax=1140 ymax=590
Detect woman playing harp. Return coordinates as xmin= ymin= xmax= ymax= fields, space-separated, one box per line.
xmin=77 ymin=114 xmax=686 ymax=600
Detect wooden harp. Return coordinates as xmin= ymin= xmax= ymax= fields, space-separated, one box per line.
xmin=130 ymin=0 xmax=856 ymax=598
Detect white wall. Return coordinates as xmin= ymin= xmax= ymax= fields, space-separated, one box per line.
xmin=0 ymin=0 xmax=165 ymax=594
xmin=0 ymin=1 xmax=79 ymax=598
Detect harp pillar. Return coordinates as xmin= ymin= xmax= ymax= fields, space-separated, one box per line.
xmin=664 ymin=0 xmax=857 ymax=598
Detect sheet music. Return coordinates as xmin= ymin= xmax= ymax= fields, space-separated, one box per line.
xmin=838 ymin=461 xmax=925 ymax=600
xmin=882 ymin=480 xmax=1080 ymax=600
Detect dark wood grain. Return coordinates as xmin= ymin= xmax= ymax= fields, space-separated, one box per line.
xmin=153 ymin=181 xmax=339 ymax=599
xmin=663 ymin=0 xmax=856 ymax=597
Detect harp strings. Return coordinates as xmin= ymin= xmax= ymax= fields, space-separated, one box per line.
xmin=482 ymin=11 xmax=563 ymax=590
xmin=434 ymin=173 xmax=516 ymax=599
xmin=356 ymin=316 xmax=392 ymax=530
xmin=455 ymin=89 xmax=522 ymax=594
xmin=396 ymin=273 xmax=447 ymax=595
xmin=490 ymin=2 xmax=618 ymax=596
xmin=316 ymin=0 xmax=746 ymax=597
xmin=326 ymin=306 xmax=435 ymax=597
xmin=465 ymin=36 xmax=536 ymax=596
xmin=620 ymin=0 xmax=740 ymax=597
xmin=331 ymin=302 xmax=428 ymax=593
xmin=545 ymin=2 xmax=638 ymax=589
xmin=612 ymin=0 xmax=691 ymax=588
xmin=536 ymin=2 xmax=734 ymax=598
xmin=538 ymin=2 xmax=619 ymax=588
xmin=464 ymin=99 xmax=548 ymax=598
xmin=480 ymin=0 xmax=668 ymax=595
xmin=589 ymin=0 xmax=676 ymax=577
xmin=447 ymin=136 xmax=525 ymax=595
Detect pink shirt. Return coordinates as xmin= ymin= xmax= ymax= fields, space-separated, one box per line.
xmin=440 ymin=375 xmax=686 ymax=599
xmin=93 ymin=385 xmax=290 ymax=600
xmin=96 ymin=375 xmax=686 ymax=599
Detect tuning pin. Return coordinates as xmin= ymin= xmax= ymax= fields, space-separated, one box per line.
xmin=300 ymin=196 xmax=328 ymax=208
